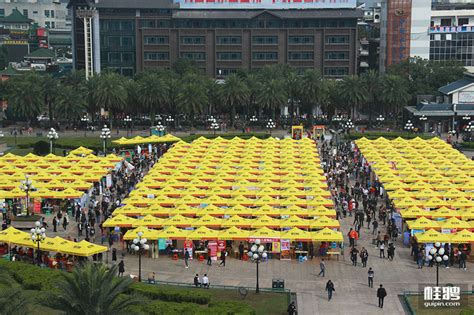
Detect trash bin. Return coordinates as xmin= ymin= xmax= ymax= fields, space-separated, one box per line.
xmin=272 ymin=279 xmax=285 ymax=290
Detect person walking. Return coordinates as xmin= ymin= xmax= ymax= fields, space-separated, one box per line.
xmin=377 ymin=284 xmax=387 ymax=308
xmin=459 ymin=251 xmax=467 ymax=270
xmin=360 ymin=247 xmax=368 ymax=267
xmin=219 ymin=250 xmax=226 ymax=267
xmin=318 ymin=259 xmax=326 ymax=277
xmin=325 ymin=280 xmax=335 ymax=301
xmin=372 ymin=220 xmax=378 ymax=235
xmin=52 ymin=216 xmax=58 ymax=232
xmin=184 ymin=249 xmax=190 ymax=268
xmin=112 ymin=248 xmax=117 ymax=263
xmin=368 ymin=267 xmax=374 ymax=288
xmin=348 ymin=228 xmax=355 ymax=247
xmin=238 ymin=242 xmax=244 ymax=260
xmin=207 ymin=252 xmax=212 ymax=266
xmin=387 ymin=243 xmax=396 ymax=261
xmin=351 ymin=247 xmax=359 ymax=266
xmin=379 ymin=243 xmax=385 ymax=258
xmin=118 ymin=260 xmax=125 ymax=277
xmin=287 ymin=301 xmax=297 ymax=315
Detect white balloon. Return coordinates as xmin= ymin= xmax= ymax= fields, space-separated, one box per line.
xmin=144 ymin=244 xmax=150 ymax=250
xmin=133 ymin=238 xmax=139 ymax=244
xmin=251 ymin=245 xmax=257 ymax=252
xmin=247 ymin=251 xmax=253 ymax=258
xmin=30 ymin=228 xmax=35 ymax=234
xmin=35 ymin=221 xmax=41 ymax=227
xmin=258 ymin=245 xmax=265 ymax=253
xmin=40 ymin=228 xmax=46 ymax=233
xmin=133 ymin=245 xmax=139 ymax=251
xmin=428 ymin=255 xmax=433 ymax=260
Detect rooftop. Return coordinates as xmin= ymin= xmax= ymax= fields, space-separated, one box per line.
xmin=25 ymin=48 xmax=55 ymax=59
xmin=172 ymin=9 xmax=363 ymax=19
xmin=438 ymin=73 xmax=474 ymax=95
xmin=0 ymin=9 xmax=33 ymax=24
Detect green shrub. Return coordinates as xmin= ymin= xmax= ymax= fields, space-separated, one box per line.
xmin=130 ymin=283 xmax=211 ymax=305
xmin=0 ymin=260 xmax=61 ymax=292
xmin=206 ymin=301 xmax=256 ymax=315
xmin=344 ymin=132 xmax=434 ymax=140
xmin=32 ymin=141 xmax=50 ymax=155
xmin=460 ymin=142 xmax=474 ymax=149
xmin=128 ymin=301 xmax=200 ymax=315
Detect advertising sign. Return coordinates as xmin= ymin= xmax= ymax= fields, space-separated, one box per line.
xmin=280 ymin=239 xmax=291 ymax=260
xmin=176 ymin=0 xmax=356 ymax=9
xmin=459 ymin=91 xmax=474 ymax=103
xmin=208 ymin=240 xmax=218 ymax=260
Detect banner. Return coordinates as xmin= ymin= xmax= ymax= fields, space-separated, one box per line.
xmin=280 ymin=239 xmax=291 ymax=260
xmin=33 ymin=198 xmax=41 ymax=214
xmin=271 ymin=241 xmax=280 ymax=253
xmin=208 ymin=240 xmax=218 ymax=260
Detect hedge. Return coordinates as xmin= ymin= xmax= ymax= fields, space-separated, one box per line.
xmin=344 ymin=132 xmax=435 ymax=140
xmin=460 ymin=142 xmax=474 ymax=150
xmin=129 ymin=282 xmax=211 ymax=305
xmin=128 ymin=300 xmax=255 ymax=315
xmin=0 ymin=260 xmax=62 ymax=292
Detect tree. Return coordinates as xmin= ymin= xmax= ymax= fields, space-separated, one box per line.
xmin=94 ymin=72 xmax=128 ymax=129
xmin=381 ymin=74 xmax=411 ymax=117
xmin=136 ymin=70 xmax=165 ymax=130
xmin=177 ymin=74 xmax=208 ymax=126
xmin=361 ymin=69 xmax=381 ymax=125
xmin=256 ymin=79 xmax=286 ymax=119
xmin=5 ymin=72 xmax=44 ymax=121
xmin=42 ymin=263 xmax=141 ymax=315
xmin=300 ymin=70 xmax=327 ymax=121
xmin=0 ymin=269 xmax=31 ymax=315
xmin=0 ymin=46 xmax=9 ymax=70
xmin=42 ymin=75 xmax=59 ymax=126
xmin=339 ymin=75 xmax=368 ymax=118
xmin=56 ymin=84 xmax=87 ymax=121
xmin=244 ymin=72 xmax=260 ymax=118
xmin=205 ymin=78 xmax=222 ymax=116
xmin=284 ymin=68 xmax=300 ymax=123
xmin=220 ymin=74 xmax=249 ymax=128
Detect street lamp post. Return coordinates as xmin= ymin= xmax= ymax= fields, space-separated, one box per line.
xmin=30 ymin=221 xmax=46 ymax=266
xmin=100 ymin=125 xmax=111 ymax=156
xmin=81 ymin=115 xmax=89 ymax=137
xmin=155 ymin=122 xmax=165 ymax=136
xmin=266 ymin=119 xmax=276 ymax=135
xmin=165 ymin=116 xmax=174 ymax=129
xmin=404 ymin=120 xmax=414 ymax=133
xmin=47 ymin=128 xmax=58 ymax=154
xmin=428 ymin=242 xmax=449 ymax=286
xmin=124 ymin=116 xmax=132 ymax=137
xmin=344 ymin=119 xmax=354 ymax=134
xmin=132 ymin=231 xmax=149 ymax=282
xmin=20 ymin=175 xmax=35 ymax=216
xmin=209 ymin=117 xmax=219 ymax=135
xmin=247 ymin=239 xmax=267 ymax=294
xmin=376 ymin=115 xmax=385 ymax=127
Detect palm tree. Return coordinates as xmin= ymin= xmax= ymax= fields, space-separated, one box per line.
xmin=300 ymin=70 xmax=327 ymax=123
xmin=256 ymin=79 xmax=286 ymax=119
xmin=177 ymin=78 xmax=208 ymax=127
xmin=361 ymin=69 xmax=380 ymax=126
xmin=284 ymin=68 xmax=300 ymax=124
xmin=339 ymin=75 xmax=368 ymax=118
xmin=42 ymin=74 xmax=59 ymax=127
xmin=42 ymin=263 xmax=141 ymax=315
xmin=244 ymin=72 xmax=260 ymax=118
xmin=161 ymin=70 xmax=180 ymax=122
xmin=136 ymin=71 xmax=165 ymax=132
xmin=205 ymin=78 xmax=222 ymax=116
xmin=94 ymin=72 xmax=128 ymax=129
xmin=381 ymin=74 xmax=410 ymax=123
xmin=56 ymin=84 xmax=87 ymax=121
xmin=0 ymin=269 xmax=31 ymax=315
xmin=5 ymin=72 xmax=44 ymax=121
xmin=220 ymin=73 xmax=249 ymax=128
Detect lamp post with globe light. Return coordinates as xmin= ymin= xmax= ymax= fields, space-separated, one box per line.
xmin=247 ymin=239 xmax=268 ymax=293
xmin=20 ymin=175 xmax=35 ymax=216
xmin=266 ymin=119 xmax=276 ymax=135
xmin=404 ymin=120 xmax=414 ymax=132
xmin=47 ymin=128 xmax=58 ymax=154
xmin=81 ymin=115 xmax=89 ymax=137
xmin=344 ymin=119 xmax=354 ymax=133
xmin=124 ymin=115 xmax=132 ymax=137
xmin=31 ymin=221 xmax=46 ymax=266
xmin=428 ymin=242 xmax=449 ymax=286
xmin=376 ymin=115 xmax=385 ymax=127
xmin=210 ymin=118 xmax=219 ymax=135
xmin=100 ymin=125 xmax=111 ymax=156
xmin=165 ymin=115 xmax=174 ymax=129
xmin=132 ymin=231 xmax=149 ymax=282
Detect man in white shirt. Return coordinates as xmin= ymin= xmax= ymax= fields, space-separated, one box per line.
xmin=202 ymin=274 xmax=209 ymax=288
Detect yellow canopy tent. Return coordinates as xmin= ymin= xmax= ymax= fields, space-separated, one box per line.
xmin=162 ymin=214 xmax=194 ymax=227
xmin=156 ymin=226 xmax=189 ymax=240
xmin=280 ymin=215 xmax=311 ymax=228
xmin=407 ymin=217 xmax=440 ymax=230
xmin=218 ymin=226 xmax=249 ymax=240
xmin=69 ymin=146 xmax=94 ymax=156
xmin=249 ymin=227 xmax=280 ymax=240
xmin=400 ymin=206 xmax=429 ymax=219
xmin=309 ymin=216 xmax=341 ymax=229
xmin=450 ymin=229 xmax=474 ymax=243
xmin=192 ymin=214 xmax=223 ymax=227
xmin=415 ymin=229 xmax=452 ymax=243
xmin=0 ymin=227 xmax=28 ymax=244
xmin=132 ymin=215 xmax=165 ymax=228
xmin=310 ymin=228 xmax=343 ymax=242
xmin=250 ymin=215 xmax=281 ymax=228
xmin=281 ymin=227 xmax=311 ymax=241
xmin=187 ymin=226 xmax=219 ymax=240
xmin=429 ymin=207 xmax=460 ymax=219
xmin=221 ymin=215 xmax=252 ymax=228
xmin=103 ymin=214 xmax=137 ymax=227
xmin=123 ymin=227 xmax=161 ymax=240
xmin=61 ymin=240 xmax=108 ymax=256
xmin=439 ymin=217 xmax=472 ymax=230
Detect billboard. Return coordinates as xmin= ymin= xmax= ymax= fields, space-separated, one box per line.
xmin=176 ymin=0 xmax=356 ymax=9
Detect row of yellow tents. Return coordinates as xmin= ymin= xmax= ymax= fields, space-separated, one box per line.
xmin=415 ymin=229 xmax=474 ymax=243
xmin=104 ymin=214 xmax=341 ymax=229
xmin=0 ymin=227 xmax=107 ymax=256
xmin=0 ymin=152 xmax=122 ymax=199
xmin=112 ymin=134 xmax=181 ymax=145
xmin=406 ymin=216 xmax=474 ymax=230
xmin=122 ymin=226 xmax=343 ymax=242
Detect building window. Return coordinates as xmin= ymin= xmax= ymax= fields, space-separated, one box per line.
xmin=325 ymin=35 xmax=349 ymax=44
xmin=216 ymin=36 xmax=242 ymax=45
xmin=252 ymin=52 xmax=278 ymax=60
xmin=158 ymin=20 xmax=170 ymax=28
xmin=108 ymin=36 xmax=121 ymax=47
xmin=45 ymin=10 xmax=50 ymax=18
xmin=108 ymin=52 xmax=121 ymax=63
xmin=440 ymin=18 xmax=451 ymax=27
xmin=51 ymin=10 xmax=54 ymax=18
xmin=45 ymin=21 xmax=50 ymax=28
xmin=144 ymin=36 xmax=169 ymax=44
xmin=33 ymin=11 xmax=38 ymax=15
xmin=289 ymin=36 xmax=314 ymax=44
xmin=23 ymin=9 xmax=28 ymax=18
xmin=266 ymin=20 xmax=282 ymax=28
xmin=216 ymin=68 xmax=237 ymax=76
xmin=181 ymin=52 xmax=206 ymax=60
xmin=0 ymin=9 xmax=4 ymax=18
xmin=288 ymin=52 xmax=314 ymax=60
xmin=121 ymin=36 xmax=134 ymax=47
xmin=122 ymin=52 xmax=134 ymax=63
xmin=140 ymin=20 xmax=155 ymax=28
xmin=325 ymin=51 xmax=349 ymax=60
xmin=458 ymin=18 xmax=469 ymax=26
xmin=144 ymin=52 xmax=169 ymax=60
xmin=216 ymin=52 xmax=242 ymax=60
xmin=51 ymin=21 xmax=55 ymax=28
xmin=252 ymin=36 xmax=278 ymax=45
xmin=180 ymin=36 xmax=205 ymax=45
xmin=324 ymin=67 xmax=349 ymax=76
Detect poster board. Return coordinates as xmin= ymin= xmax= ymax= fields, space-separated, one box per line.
xmin=291 ymin=125 xmax=303 ymax=140
xmin=280 ymin=239 xmax=291 ymax=260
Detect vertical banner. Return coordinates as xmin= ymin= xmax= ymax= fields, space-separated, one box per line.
xmin=106 ymin=174 xmax=112 ymax=188
xmin=33 ymin=198 xmax=41 ymax=214
xmin=280 ymin=239 xmax=291 ymax=260
xmin=271 ymin=241 xmax=280 ymax=253
xmin=184 ymin=240 xmax=193 ymax=260
xmin=208 ymin=240 xmax=218 ymax=260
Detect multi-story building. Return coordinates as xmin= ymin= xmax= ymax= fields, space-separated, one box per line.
xmin=0 ymin=0 xmax=72 ymax=49
xmin=69 ymin=0 xmax=362 ymax=78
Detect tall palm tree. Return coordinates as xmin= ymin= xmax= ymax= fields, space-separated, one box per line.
xmin=339 ymin=75 xmax=368 ymax=118
xmin=244 ymin=72 xmax=260 ymax=118
xmin=177 ymin=79 xmax=208 ymax=127
xmin=42 ymin=74 xmax=59 ymax=127
xmin=220 ymin=73 xmax=249 ymax=128
xmin=56 ymin=84 xmax=87 ymax=121
xmin=136 ymin=71 xmax=165 ymax=131
xmin=361 ymin=69 xmax=380 ymax=126
xmin=5 ymin=72 xmax=44 ymax=121
xmin=205 ymin=78 xmax=222 ymax=116
xmin=381 ymin=74 xmax=410 ymax=122
xmin=256 ymin=79 xmax=286 ymax=119
xmin=300 ymin=70 xmax=327 ymax=123
xmin=42 ymin=263 xmax=141 ymax=315
xmin=161 ymin=70 xmax=180 ymax=120
xmin=94 ymin=72 xmax=128 ymax=129
xmin=284 ymin=68 xmax=300 ymax=123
